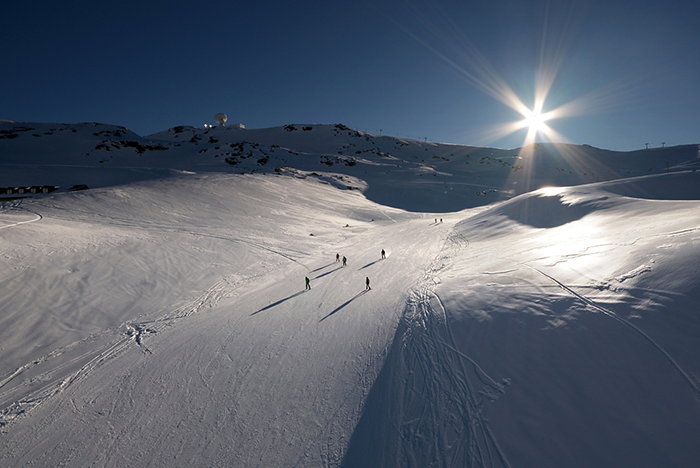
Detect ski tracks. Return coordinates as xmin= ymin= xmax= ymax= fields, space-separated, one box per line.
xmin=390 ymin=227 xmax=511 ymax=468
xmin=0 ymin=330 xmax=132 ymax=432
xmin=0 ymin=272 xmax=253 ymax=433
xmin=524 ymin=263 xmax=700 ymax=403
xmin=0 ymin=201 xmax=301 ymax=435
xmin=0 ymin=206 xmax=43 ymax=231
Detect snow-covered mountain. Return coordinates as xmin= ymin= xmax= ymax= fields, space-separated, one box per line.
xmin=3 ymin=120 xmax=698 ymax=211
xmin=1 ymin=121 xmax=699 ymax=467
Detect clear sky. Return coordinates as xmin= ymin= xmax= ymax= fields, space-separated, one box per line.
xmin=2 ymin=0 xmax=698 ymax=150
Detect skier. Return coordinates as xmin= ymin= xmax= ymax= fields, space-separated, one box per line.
xmin=336 ymin=253 xmax=340 ymax=262
xmin=381 ymin=249 xmax=386 ymax=259
xmin=366 ymin=277 xmax=371 ymax=290
xmin=305 ymin=277 xmax=311 ymax=290
xmin=342 ymin=256 xmax=347 ymax=267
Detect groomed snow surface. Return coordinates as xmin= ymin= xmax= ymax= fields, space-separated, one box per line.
xmin=1 ymin=123 xmax=700 ymax=467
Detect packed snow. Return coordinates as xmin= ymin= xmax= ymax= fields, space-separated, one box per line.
xmin=1 ymin=121 xmax=699 ymax=467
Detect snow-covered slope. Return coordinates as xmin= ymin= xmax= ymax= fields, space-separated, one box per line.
xmin=428 ymin=174 xmax=700 ymax=467
xmin=0 ymin=172 xmax=448 ymax=466
xmin=1 ymin=122 xmax=699 ymax=467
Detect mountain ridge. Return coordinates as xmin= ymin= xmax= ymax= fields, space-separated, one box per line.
xmin=2 ymin=120 xmax=699 ymax=212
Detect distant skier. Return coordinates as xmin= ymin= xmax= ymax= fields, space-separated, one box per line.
xmin=381 ymin=249 xmax=386 ymax=259
xmin=336 ymin=253 xmax=340 ymax=262
xmin=305 ymin=277 xmax=311 ymax=290
xmin=366 ymin=277 xmax=371 ymax=290
xmin=342 ymin=256 xmax=347 ymax=267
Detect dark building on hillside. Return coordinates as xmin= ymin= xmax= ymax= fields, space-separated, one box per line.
xmin=0 ymin=185 xmax=59 ymax=196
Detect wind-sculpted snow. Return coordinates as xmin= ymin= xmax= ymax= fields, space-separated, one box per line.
xmin=598 ymin=170 xmax=700 ymax=200
xmin=487 ymin=191 xmax=603 ymax=228
xmin=433 ymin=173 xmax=700 ymax=467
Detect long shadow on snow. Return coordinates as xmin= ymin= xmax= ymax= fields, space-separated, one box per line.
xmin=251 ymin=290 xmax=307 ymax=315
xmin=341 ymin=303 xmax=510 ymax=467
xmin=341 ymin=318 xmax=405 ymax=467
xmin=319 ymin=290 xmax=368 ymax=322
xmin=310 ymin=262 xmax=335 ymax=273
xmin=313 ymin=267 xmax=342 ymax=280
xmin=359 ymin=259 xmax=382 ymax=270
xmin=495 ymin=193 xmax=602 ymax=228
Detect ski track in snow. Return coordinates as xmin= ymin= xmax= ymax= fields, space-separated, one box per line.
xmin=1 ymin=180 xmax=454 ymax=466
xmin=521 ymin=263 xmax=700 ymax=403
xmin=387 ymin=229 xmax=512 ymax=468
xmin=44 ymin=206 xmax=307 ymax=266
xmin=0 ymin=332 xmax=131 ymax=431
xmin=0 ymin=208 xmax=42 ymax=230
xmin=526 ymin=225 xmax=700 ymax=269
xmin=480 ymin=211 xmax=700 ymax=405
xmin=0 ymin=270 xmax=247 ymax=431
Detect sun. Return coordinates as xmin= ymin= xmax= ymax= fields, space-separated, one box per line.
xmin=390 ymin=1 xmax=625 ymax=149
xmin=511 ymin=106 xmax=558 ymax=147
xmin=525 ymin=111 xmax=547 ymax=132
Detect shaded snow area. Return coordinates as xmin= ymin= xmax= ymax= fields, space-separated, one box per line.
xmin=3 ymin=121 xmax=699 ymax=212
xmin=1 ymin=122 xmax=700 ymax=467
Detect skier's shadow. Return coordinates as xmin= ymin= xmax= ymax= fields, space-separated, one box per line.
xmin=310 ymin=263 xmax=334 ymax=273
xmin=251 ymin=290 xmax=306 ymax=315
xmin=313 ymin=267 xmax=342 ymax=280
xmin=319 ymin=290 xmax=369 ymax=322
xmin=359 ymin=259 xmax=381 ymax=270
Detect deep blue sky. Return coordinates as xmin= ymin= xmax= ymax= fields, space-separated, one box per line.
xmin=2 ymin=0 xmax=698 ymax=150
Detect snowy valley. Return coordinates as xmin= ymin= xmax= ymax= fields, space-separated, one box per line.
xmin=1 ymin=121 xmax=699 ymax=467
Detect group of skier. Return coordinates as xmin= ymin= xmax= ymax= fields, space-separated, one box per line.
xmin=305 ymin=249 xmax=386 ymax=291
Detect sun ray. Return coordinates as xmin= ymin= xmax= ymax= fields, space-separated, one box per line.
xmin=385 ymin=1 xmax=600 ymax=148
xmin=385 ymin=0 xmax=662 ymax=196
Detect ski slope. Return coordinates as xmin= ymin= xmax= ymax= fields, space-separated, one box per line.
xmin=0 ymin=173 xmax=454 ymax=466
xmin=1 ymin=122 xmax=699 ymax=467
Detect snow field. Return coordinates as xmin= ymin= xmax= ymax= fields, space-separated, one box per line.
xmin=0 ymin=173 xmax=455 ymax=466
xmin=2 ymin=119 xmax=700 ymax=467
xmin=433 ymin=180 xmax=700 ymax=467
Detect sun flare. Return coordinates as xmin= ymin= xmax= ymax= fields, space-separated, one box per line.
xmin=393 ymin=1 xmax=627 ymax=151
xmin=525 ymin=111 xmax=547 ymax=132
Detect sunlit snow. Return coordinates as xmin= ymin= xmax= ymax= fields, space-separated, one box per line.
xmin=1 ymin=121 xmax=699 ymax=467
